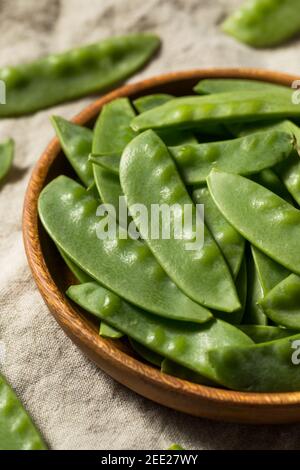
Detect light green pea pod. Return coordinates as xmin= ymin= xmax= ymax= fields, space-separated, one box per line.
xmin=129 ymin=339 xmax=163 ymax=367
xmin=51 ymin=116 xmax=93 ymax=187
xmin=0 ymin=138 xmax=14 ymax=184
xmin=130 ymin=91 xmax=300 ymax=132
xmin=243 ymin=251 xmax=267 ymax=326
xmin=89 ymin=154 xmax=120 ymax=176
xmin=161 ymin=359 xmax=217 ymax=386
xmin=93 ymin=166 xmax=123 ymax=217
xmin=238 ymin=325 xmax=298 ymax=343
xmin=133 ymin=94 xmax=174 ymax=113
xmin=0 ymin=34 xmax=160 ymax=117
xmin=168 ymin=444 xmax=185 ymax=451
xmin=66 ymin=282 xmax=253 ymax=384
xmin=0 ymin=374 xmax=47 ymax=450
xmin=100 ymin=322 xmax=123 ymax=339
xmin=251 ymin=245 xmax=290 ymax=295
xmin=222 ymin=0 xmax=300 ymax=48
xmin=194 ymin=78 xmax=291 ymax=96
xmin=259 ymin=274 xmax=300 ymax=329
xmin=209 ymin=333 xmax=300 ymax=392
xmin=207 ymin=170 xmax=300 ymax=276
xmin=120 ymin=130 xmax=240 ymax=313
xmin=38 ymin=176 xmax=212 ymax=324
xmin=193 ymin=186 xmax=245 ymax=278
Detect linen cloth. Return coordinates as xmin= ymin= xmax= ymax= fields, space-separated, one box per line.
xmin=1 ymin=0 xmax=300 ymax=450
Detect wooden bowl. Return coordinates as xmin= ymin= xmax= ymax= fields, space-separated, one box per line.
xmin=23 ymin=68 xmax=300 ymax=424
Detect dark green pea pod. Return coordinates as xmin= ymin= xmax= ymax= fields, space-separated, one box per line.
xmin=238 ymin=325 xmax=298 ymax=343
xmin=66 ymin=282 xmax=253 ymax=383
xmin=251 ymin=169 xmax=294 ymax=204
xmin=100 ymin=322 xmax=123 ymax=339
xmin=133 ymin=94 xmax=174 ymax=113
xmin=170 ymin=130 xmax=294 ymax=185
xmin=161 ymin=359 xmax=217 ymax=386
xmin=86 ymin=181 xmax=100 ymax=199
xmin=259 ymin=274 xmax=300 ymax=329
xmin=207 ymin=170 xmax=300 ymax=276
xmin=209 ymin=333 xmax=300 ymax=392
xmin=0 ymin=138 xmax=14 ymax=183
xmin=120 ymin=130 xmax=240 ymax=313
xmin=0 ymin=374 xmax=47 ymax=450
xmin=51 ymin=116 xmax=93 ymax=187
xmin=39 ymin=176 xmax=212 ymax=323
xmin=130 ymin=91 xmax=300 ymax=132
xmin=251 ymin=245 xmax=290 ymax=295
xmin=222 ymin=0 xmax=300 ymax=48
xmin=0 ymin=34 xmax=160 ymax=117
xmin=243 ymin=250 xmax=267 ymax=326
xmin=193 ymin=186 xmax=244 ymax=278
xmin=129 ymin=339 xmax=163 ymax=367
xmin=194 ymin=79 xmax=291 ymax=96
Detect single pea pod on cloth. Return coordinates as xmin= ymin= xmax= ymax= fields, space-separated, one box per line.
xmin=120 ymin=130 xmax=240 ymax=313
xmin=38 ymin=176 xmax=212 ymax=324
xmin=194 ymin=78 xmax=293 ymax=96
xmin=222 ymin=0 xmax=300 ymax=48
xmin=0 ymin=138 xmax=14 ymax=183
xmin=130 ymin=91 xmax=300 ymax=132
xmin=66 ymin=282 xmax=253 ymax=384
xmin=0 ymin=34 xmax=160 ymax=117
xmin=0 ymin=374 xmax=47 ymax=450
xmin=207 ymin=170 xmax=300 ymax=275
xmin=209 ymin=333 xmax=300 ymax=392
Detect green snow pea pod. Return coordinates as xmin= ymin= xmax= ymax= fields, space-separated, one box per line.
xmin=100 ymin=322 xmax=123 ymax=339
xmin=0 ymin=374 xmax=47 ymax=450
xmin=170 ymin=130 xmax=293 ymax=185
xmin=238 ymin=325 xmax=298 ymax=343
xmin=66 ymin=282 xmax=253 ymax=383
xmin=251 ymin=169 xmax=294 ymax=203
xmin=168 ymin=444 xmax=185 ymax=451
xmin=193 ymin=186 xmax=244 ymax=278
xmin=129 ymin=339 xmax=163 ymax=367
xmin=194 ymin=79 xmax=291 ymax=96
xmin=207 ymin=170 xmax=300 ymax=275
xmin=251 ymin=245 xmax=290 ymax=295
xmin=131 ymin=91 xmax=300 ymax=132
xmin=39 ymin=176 xmax=211 ymax=323
xmin=120 ymin=130 xmax=239 ymax=312
xmin=51 ymin=116 xmax=93 ymax=187
xmin=209 ymin=333 xmax=300 ymax=392
xmin=93 ymin=166 xmax=123 ymax=217
xmin=133 ymin=94 xmax=174 ymax=113
xmin=243 ymin=250 xmax=267 ymax=325
xmin=0 ymin=34 xmax=160 ymax=117
xmin=222 ymin=0 xmax=300 ymax=48
xmin=259 ymin=274 xmax=300 ymax=329
xmin=89 ymin=153 xmax=121 ymax=176
xmin=0 ymin=138 xmax=14 ymax=183
xmin=161 ymin=359 xmax=217 ymax=386
xmin=86 ymin=182 xmax=100 ymax=199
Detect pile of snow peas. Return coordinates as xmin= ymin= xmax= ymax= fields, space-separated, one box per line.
xmin=38 ymin=78 xmax=300 ymax=393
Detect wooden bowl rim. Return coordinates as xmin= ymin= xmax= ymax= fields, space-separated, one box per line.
xmin=23 ymin=67 xmax=300 ymax=408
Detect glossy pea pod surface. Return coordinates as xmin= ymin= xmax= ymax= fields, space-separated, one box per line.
xmin=0 ymin=138 xmax=14 ymax=183
xmin=0 ymin=34 xmax=160 ymax=117
xmin=120 ymin=130 xmax=240 ymax=312
xmin=222 ymin=0 xmax=300 ymax=48
xmin=130 ymin=91 xmax=300 ymax=132
xmin=207 ymin=170 xmax=300 ymax=275
xmin=0 ymin=374 xmax=47 ymax=450
xmin=52 ymin=116 xmax=93 ymax=187
xmin=38 ymin=176 xmax=211 ymax=323
xmin=66 ymin=282 xmax=253 ymax=383
xmin=194 ymin=78 xmax=292 ymax=96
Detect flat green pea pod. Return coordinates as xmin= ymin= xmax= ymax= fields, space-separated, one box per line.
xmin=209 ymin=333 xmax=300 ymax=392
xmin=0 ymin=138 xmax=14 ymax=183
xmin=193 ymin=186 xmax=245 ymax=278
xmin=243 ymin=251 xmax=267 ymax=325
xmin=51 ymin=116 xmax=93 ymax=187
xmin=222 ymin=0 xmax=300 ymax=48
xmin=170 ymin=130 xmax=293 ymax=185
xmin=66 ymin=282 xmax=253 ymax=384
xmin=0 ymin=34 xmax=160 ymax=117
xmin=129 ymin=339 xmax=163 ymax=367
xmin=251 ymin=245 xmax=290 ymax=295
xmin=0 ymin=374 xmax=47 ymax=450
xmin=130 ymin=91 xmax=300 ymax=132
xmin=259 ymin=274 xmax=300 ymax=329
xmin=238 ymin=325 xmax=298 ymax=343
xmin=120 ymin=130 xmax=240 ymax=313
xmin=207 ymin=170 xmax=300 ymax=275
xmin=161 ymin=359 xmax=217 ymax=386
xmin=194 ymin=79 xmax=292 ymax=96
xmin=39 ymin=176 xmax=212 ymax=323
xmin=133 ymin=94 xmax=174 ymax=113
xmin=100 ymin=322 xmax=123 ymax=339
